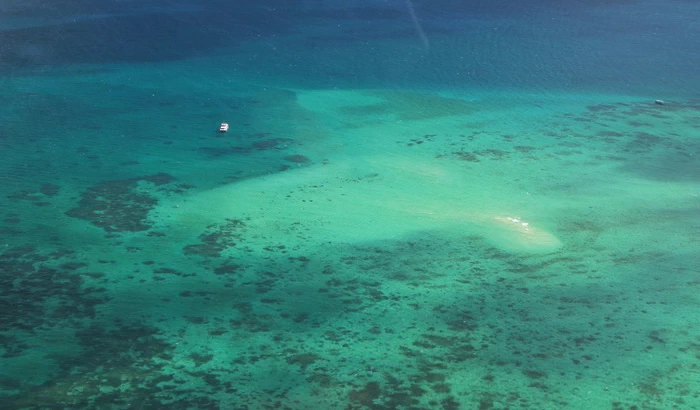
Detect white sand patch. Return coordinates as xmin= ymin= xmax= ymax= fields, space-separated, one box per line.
xmin=161 ymin=152 xmax=563 ymax=254
xmin=490 ymin=216 xmax=563 ymax=252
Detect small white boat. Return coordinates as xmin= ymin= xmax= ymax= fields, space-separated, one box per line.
xmin=219 ymin=122 xmax=229 ymax=132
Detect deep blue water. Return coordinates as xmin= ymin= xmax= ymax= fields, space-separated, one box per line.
xmin=2 ymin=0 xmax=699 ymax=95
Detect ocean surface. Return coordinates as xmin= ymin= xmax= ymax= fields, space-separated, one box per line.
xmin=1 ymin=0 xmax=699 ymax=408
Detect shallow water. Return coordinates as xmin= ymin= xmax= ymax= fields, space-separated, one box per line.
xmin=1 ymin=1 xmax=699 ymax=409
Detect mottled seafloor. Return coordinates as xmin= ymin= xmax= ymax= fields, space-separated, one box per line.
xmin=1 ymin=1 xmax=699 ymax=409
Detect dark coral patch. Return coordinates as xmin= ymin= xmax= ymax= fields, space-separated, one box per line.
xmin=283 ymin=154 xmax=311 ymax=164
xmin=39 ymin=183 xmax=60 ymax=197
xmin=349 ymin=381 xmax=382 ymax=407
xmin=2 ymin=323 xmax=207 ymax=409
xmin=214 ymin=263 xmax=244 ymax=275
xmin=285 ymin=352 xmax=322 ymax=370
xmin=65 ymin=173 xmax=175 ymax=232
xmin=0 ymin=246 xmax=108 ymax=357
xmin=6 ymin=190 xmax=44 ymax=202
xmin=453 ymin=151 xmax=480 ymax=162
xmin=252 ymin=138 xmax=293 ymax=151
xmin=183 ymin=218 xmax=249 ymax=258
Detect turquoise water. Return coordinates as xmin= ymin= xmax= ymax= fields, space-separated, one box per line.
xmin=1 ymin=1 xmax=699 ymax=409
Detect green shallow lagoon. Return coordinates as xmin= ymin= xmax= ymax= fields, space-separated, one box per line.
xmin=1 ymin=1 xmax=699 ymax=409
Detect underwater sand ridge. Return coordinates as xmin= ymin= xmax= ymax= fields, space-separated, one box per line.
xmin=162 ymin=151 xmax=563 ymax=254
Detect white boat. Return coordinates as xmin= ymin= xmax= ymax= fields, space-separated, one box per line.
xmin=219 ymin=122 xmax=229 ymax=132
